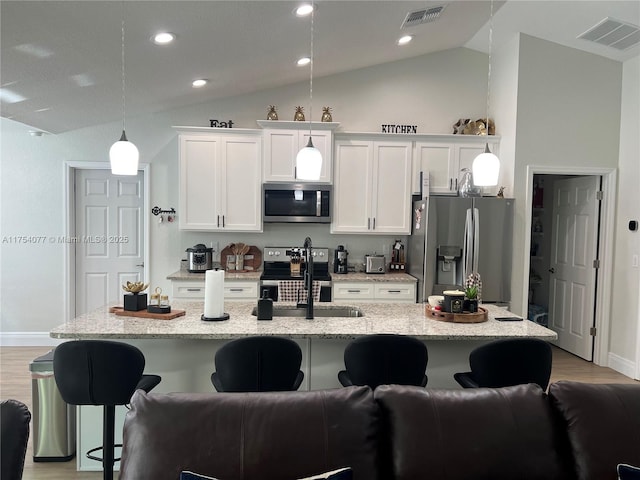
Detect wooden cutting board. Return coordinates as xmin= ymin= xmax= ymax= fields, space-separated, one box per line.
xmin=109 ymin=306 xmax=186 ymax=320
xmin=220 ymin=245 xmax=262 ymax=272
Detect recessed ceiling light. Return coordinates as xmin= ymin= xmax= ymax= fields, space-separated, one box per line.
xmin=153 ymin=32 xmax=176 ymax=45
xmin=295 ymin=4 xmax=314 ymax=17
xmin=297 ymin=57 xmax=311 ymax=66
xmin=192 ymin=79 xmax=208 ymax=88
xmin=398 ymin=35 xmax=413 ymax=46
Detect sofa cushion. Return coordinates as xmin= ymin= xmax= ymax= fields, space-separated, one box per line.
xmin=618 ymin=464 xmax=640 ymax=480
xmin=549 ymin=381 xmax=640 ymax=480
xmin=374 ymin=383 xmax=565 ymax=480
xmin=120 ymin=387 xmax=379 ymax=480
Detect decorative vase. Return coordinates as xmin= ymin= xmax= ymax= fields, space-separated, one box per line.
xmin=458 ymin=168 xmax=481 ymax=197
xmin=266 ymin=105 xmax=278 ymax=120
xmin=321 ymin=106 xmax=333 ymax=122
xmin=294 ymin=106 xmax=305 ymax=121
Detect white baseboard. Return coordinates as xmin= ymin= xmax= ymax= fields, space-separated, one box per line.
xmin=608 ymin=352 xmax=637 ymax=379
xmin=0 ymin=332 xmax=64 ymax=347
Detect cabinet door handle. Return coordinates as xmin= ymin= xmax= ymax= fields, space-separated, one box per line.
xmin=217 ymin=215 xmax=220 ymax=227
xmin=367 ymin=218 xmax=371 ymax=230
xmin=372 ymin=217 xmax=376 ymax=230
xmin=223 ymin=215 xmax=225 ymax=228
xmin=387 ymin=290 xmax=401 ymax=294
xmin=455 ymin=178 xmax=458 ymax=190
xmin=186 ymin=288 xmax=202 ymax=292
xmin=229 ymin=288 xmax=243 ymax=292
xmin=449 ymin=178 xmax=453 ymax=190
xmin=347 ymin=289 xmax=361 ymax=293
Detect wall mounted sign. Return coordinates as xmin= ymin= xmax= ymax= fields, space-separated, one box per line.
xmin=209 ymin=119 xmax=234 ymax=128
xmin=381 ymin=124 xmax=417 ymax=134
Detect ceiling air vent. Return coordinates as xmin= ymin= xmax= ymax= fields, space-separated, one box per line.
xmin=578 ymin=17 xmax=640 ymax=51
xmin=401 ymin=5 xmax=446 ymax=29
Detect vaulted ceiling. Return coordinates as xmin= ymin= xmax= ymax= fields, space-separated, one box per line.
xmin=1 ymin=1 xmax=638 ymax=134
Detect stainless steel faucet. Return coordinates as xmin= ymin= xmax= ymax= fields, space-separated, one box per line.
xmin=297 ymin=236 xmax=314 ymax=319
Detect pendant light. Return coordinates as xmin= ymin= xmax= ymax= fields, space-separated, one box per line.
xmin=296 ymin=3 xmax=322 ymax=181
xmin=109 ymin=2 xmax=139 ymax=176
xmin=472 ymin=0 xmax=499 ymax=187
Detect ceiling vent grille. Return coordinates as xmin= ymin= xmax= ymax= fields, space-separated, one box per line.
xmin=401 ymin=5 xmax=446 ymax=29
xmin=578 ymin=17 xmax=640 ymax=51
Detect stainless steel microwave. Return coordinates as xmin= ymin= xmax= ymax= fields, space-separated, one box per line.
xmin=263 ymin=183 xmax=331 ymax=223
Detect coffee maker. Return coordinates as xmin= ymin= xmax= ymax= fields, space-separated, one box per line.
xmin=334 ymin=245 xmax=348 ymax=274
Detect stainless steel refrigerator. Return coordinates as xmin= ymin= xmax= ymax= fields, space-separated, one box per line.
xmin=408 ymin=196 xmax=514 ymax=305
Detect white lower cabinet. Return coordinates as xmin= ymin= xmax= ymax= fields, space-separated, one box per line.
xmin=333 ymin=282 xmax=416 ymax=303
xmin=332 ymin=138 xmax=412 ymax=234
xmin=171 ymin=280 xmax=259 ymax=302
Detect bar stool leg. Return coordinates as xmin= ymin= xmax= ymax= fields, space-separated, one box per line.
xmin=103 ymin=405 xmax=115 ymax=480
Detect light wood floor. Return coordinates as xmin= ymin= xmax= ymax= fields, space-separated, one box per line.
xmin=1 ymin=345 xmax=637 ymax=480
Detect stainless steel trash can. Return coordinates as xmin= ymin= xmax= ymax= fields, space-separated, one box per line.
xmin=30 ymin=350 xmax=76 ymax=462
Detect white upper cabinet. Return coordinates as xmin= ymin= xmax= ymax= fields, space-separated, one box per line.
xmin=412 ymin=136 xmax=500 ymax=196
xmin=258 ymin=121 xmax=339 ymax=183
xmin=177 ymin=128 xmax=262 ymax=232
xmin=332 ymin=137 xmax=412 ymax=234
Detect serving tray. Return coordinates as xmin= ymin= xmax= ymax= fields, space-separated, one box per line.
xmin=425 ymin=304 xmax=488 ymax=323
xmin=109 ymin=306 xmax=186 ymax=320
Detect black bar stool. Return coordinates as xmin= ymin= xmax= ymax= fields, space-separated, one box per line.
xmin=1 ymin=399 xmax=31 ymax=480
xmin=338 ymin=334 xmax=428 ymax=389
xmin=53 ymin=340 xmax=161 ymax=480
xmin=211 ymin=336 xmax=304 ymax=392
xmin=453 ymin=338 xmax=552 ymax=389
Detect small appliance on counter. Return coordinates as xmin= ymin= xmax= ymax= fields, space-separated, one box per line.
xmin=365 ymin=254 xmax=386 ymax=274
xmin=334 ymin=245 xmax=348 ymax=274
xmin=186 ymin=243 xmax=213 ymax=272
xmin=389 ymin=239 xmax=406 ymax=271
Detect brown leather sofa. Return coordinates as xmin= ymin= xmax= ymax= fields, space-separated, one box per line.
xmin=119 ymin=381 xmax=640 ymax=480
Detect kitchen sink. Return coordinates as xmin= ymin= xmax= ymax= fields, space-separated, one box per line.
xmin=251 ymin=306 xmax=363 ymax=318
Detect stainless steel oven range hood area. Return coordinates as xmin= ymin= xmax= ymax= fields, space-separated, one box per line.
xmin=263 ymin=183 xmax=331 ymax=223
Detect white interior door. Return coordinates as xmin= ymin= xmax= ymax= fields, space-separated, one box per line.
xmin=548 ymin=176 xmax=599 ymax=360
xmin=75 ymin=170 xmax=145 ymax=314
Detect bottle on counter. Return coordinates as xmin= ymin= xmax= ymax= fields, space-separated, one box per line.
xmin=257 ymin=289 xmax=273 ymax=321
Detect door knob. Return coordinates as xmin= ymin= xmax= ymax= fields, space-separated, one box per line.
xmin=548 ymin=267 xmax=555 ymax=274
xmin=136 ymin=263 xmax=144 ymax=267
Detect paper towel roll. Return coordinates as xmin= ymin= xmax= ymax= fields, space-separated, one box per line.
xmin=204 ymin=269 xmax=225 ymax=318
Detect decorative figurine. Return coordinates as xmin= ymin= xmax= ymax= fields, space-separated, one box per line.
xmin=453 ymin=118 xmax=470 ymax=134
xmin=294 ymin=106 xmax=305 ymax=121
xmin=497 ymin=186 xmax=505 ymax=198
xmin=267 ymin=105 xmax=278 ymax=120
xmin=321 ymin=106 xmax=333 ymax=122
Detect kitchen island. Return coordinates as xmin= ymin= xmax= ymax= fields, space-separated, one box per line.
xmin=51 ymin=301 xmax=556 ymax=471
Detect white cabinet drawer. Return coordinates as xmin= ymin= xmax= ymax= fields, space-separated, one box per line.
xmin=224 ymin=281 xmax=258 ymax=301
xmin=172 ymin=280 xmax=258 ymax=301
xmin=333 ymin=283 xmax=374 ymax=300
xmin=172 ymin=281 xmax=206 ymax=299
xmin=374 ymin=283 xmax=416 ymax=302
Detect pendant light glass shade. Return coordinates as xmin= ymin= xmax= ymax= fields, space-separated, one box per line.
xmin=110 ymin=130 xmax=139 ymax=175
xmin=296 ymin=3 xmax=322 ymax=181
xmin=110 ymin=4 xmax=138 ymax=176
xmin=296 ymin=137 xmax=322 ymax=180
xmin=472 ymin=143 xmax=500 ymax=186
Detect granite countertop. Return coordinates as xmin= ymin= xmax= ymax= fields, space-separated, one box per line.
xmin=50 ymin=301 xmax=557 ymax=341
xmin=167 ymin=270 xmax=262 ymax=281
xmin=331 ymin=272 xmax=416 ymax=283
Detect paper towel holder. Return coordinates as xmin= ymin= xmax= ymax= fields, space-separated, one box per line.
xmin=201 ymin=312 xmax=230 ymax=322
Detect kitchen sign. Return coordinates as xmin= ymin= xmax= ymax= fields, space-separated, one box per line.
xmin=381 ymin=124 xmax=417 ymax=134
xmin=209 ymin=119 xmax=235 ymax=128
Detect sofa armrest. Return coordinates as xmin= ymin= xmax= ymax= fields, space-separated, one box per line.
xmin=549 ymin=381 xmax=640 ymax=480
